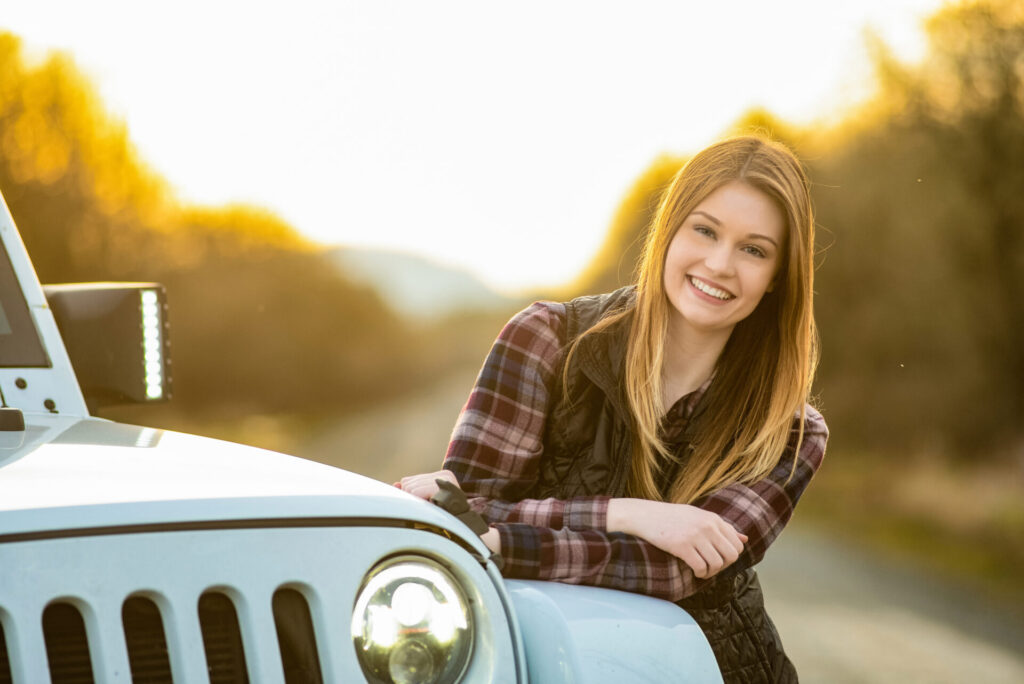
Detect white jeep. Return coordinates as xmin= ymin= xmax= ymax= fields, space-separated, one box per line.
xmin=0 ymin=189 xmax=721 ymax=683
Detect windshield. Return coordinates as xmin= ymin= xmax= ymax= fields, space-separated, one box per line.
xmin=0 ymin=238 xmax=49 ymax=368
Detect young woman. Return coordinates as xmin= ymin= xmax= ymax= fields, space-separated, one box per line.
xmin=398 ymin=135 xmax=828 ymax=682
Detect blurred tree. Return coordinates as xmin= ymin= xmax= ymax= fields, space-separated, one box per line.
xmin=0 ymin=32 xmax=459 ymax=428
xmin=907 ymin=0 xmax=1024 ymax=441
xmin=814 ymin=0 xmax=1024 ymax=452
xmin=0 ymin=34 xmax=169 ymax=281
xmin=568 ymin=154 xmax=684 ymax=295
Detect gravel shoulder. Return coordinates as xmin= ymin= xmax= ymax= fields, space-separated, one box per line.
xmin=759 ymin=527 xmax=1024 ymax=683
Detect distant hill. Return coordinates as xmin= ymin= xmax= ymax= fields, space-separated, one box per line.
xmin=326 ymin=247 xmax=521 ymax=319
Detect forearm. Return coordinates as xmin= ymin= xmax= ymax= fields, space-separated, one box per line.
xmin=606 ymin=497 xmax=642 ymax=535
xmin=607 ymin=497 xmax=748 ymax=579
xmin=493 ymin=522 xmax=700 ymax=601
xmin=466 ymin=494 xmax=611 ymax=530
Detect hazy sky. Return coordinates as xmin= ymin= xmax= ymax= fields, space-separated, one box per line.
xmin=2 ymin=0 xmax=946 ymax=293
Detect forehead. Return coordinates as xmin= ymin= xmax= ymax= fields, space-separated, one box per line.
xmin=690 ymin=181 xmax=786 ymax=240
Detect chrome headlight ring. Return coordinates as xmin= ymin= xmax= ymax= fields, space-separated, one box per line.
xmin=352 ymin=556 xmax=473 ymax=684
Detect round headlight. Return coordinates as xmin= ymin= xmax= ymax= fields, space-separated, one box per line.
xmin=352 ymin=557 xmax=473 ymax=684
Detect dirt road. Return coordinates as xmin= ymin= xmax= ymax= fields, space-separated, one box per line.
xmin=295 ymin=370 xmax=1024 ymax=683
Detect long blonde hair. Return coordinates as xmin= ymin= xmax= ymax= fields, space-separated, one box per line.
xmin=573 ymin=135 xmax=818 ymax=503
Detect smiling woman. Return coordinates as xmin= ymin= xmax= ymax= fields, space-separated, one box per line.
xmin=398 ymin=135 xmax=828 ymax=682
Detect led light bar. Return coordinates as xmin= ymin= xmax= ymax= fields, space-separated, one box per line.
xmin=140 ymin=290 xmax=164 ymax=400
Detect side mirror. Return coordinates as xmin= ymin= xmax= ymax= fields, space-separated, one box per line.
xmin=43 ymin=283 xmax=172 ymax=410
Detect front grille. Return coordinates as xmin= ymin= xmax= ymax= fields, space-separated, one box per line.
xmin=42 ymin=603 xmax=94 ymax=684
xmin=274 ymin=589 xmax=323 ymax=684
xmin=0 ymin=523 xmax=512 ymax=682
xmin=198 ymin=592 xmax=249 ymax=684
xmin=0 ymin=619 xmax=13 ymax=684
xmin=13 ymin=590 xmax=324 ymax=683
xmin=122 ymin=597 xmax=172 ymax=684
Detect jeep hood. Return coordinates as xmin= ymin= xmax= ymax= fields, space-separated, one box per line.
xmin=0 ymin=415 xmax=480 ymax=548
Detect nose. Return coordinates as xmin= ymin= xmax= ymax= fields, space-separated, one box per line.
xmin=704 ymin=242 xmax=735 ymax=276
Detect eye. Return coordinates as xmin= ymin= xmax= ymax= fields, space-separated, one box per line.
xmin=742 ymin=244 xmax=767 ymax=258
xmin=693 ymin=224 xmax=716 ymax=239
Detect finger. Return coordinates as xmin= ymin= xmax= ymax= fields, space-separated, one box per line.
xmin=402 ymin=473 xmax=438 ymax=489
xmin=719 ymin=528 xmax=744 ymax=559
xmin=678 ymin=547 xmax=709 ymax=579
xmin=714 ymin=532 xmax=741 ymax=566
xmin=400 ymin=476 xmax=440 ymax=500
xmin=704 ymin=526 xmax=740 ymax=565
xmin=725 ymin=522 xmax=749 ymax=544
xmin=695 ymin=539 xmax=726 ymax=577
xmin=415 ymin=483 xmax=441 ymax=499
xmin=715 ymin=521 xmax=746 ymax=553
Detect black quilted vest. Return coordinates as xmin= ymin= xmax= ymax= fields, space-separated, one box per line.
xmin=535 ymin=287 xmax=798 ymax=683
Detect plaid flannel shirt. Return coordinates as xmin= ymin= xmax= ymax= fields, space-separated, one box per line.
xmin=443 ymin=300 xmax=828 ymax=602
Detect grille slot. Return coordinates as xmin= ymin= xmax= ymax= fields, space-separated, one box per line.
xmin=42 ymin=602 xmax=95 ymax=684
xmin=0 ymin=619 xmax=12 ymax=684
xmin=122 ymin=597 xmax=173 ymax=684
xmin=198 ymin=592 xmax=249 ymax=684
xmin=273 ymin=589 xmax=323 ymax=684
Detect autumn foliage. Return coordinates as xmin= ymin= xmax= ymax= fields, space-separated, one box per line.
xmin=0 ymin=33 xmax=473 ymax=426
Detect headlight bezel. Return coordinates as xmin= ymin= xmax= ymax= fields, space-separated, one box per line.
xmin=352 ymin=554 xmax=475 ymax=684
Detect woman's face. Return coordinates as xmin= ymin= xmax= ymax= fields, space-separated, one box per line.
xmin=663 ymin=180 xmax=785 ymax=341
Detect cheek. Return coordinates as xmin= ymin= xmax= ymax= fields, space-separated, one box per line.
xmin=663 ymin=234 xmax=691 ymax=272
xmin=743 ymin=266 xmax=778 ymax=302
xmin=662 ymin=240 xmax=681 ymax=282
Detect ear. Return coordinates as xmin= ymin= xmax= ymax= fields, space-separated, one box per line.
xmin=766 ymin=280 xmax=776 ymax=293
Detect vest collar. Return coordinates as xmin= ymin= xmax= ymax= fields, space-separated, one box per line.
xmin=575 ymin=305 xmax=633 ymax=421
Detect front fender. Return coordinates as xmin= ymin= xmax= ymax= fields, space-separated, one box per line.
xmin=506 ymin=580 xmax=722 ymax=683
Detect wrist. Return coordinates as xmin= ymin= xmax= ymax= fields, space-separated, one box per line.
xmin=481 ymin=527 xmax=501 ymax=554
xmin=607 ymin=498 xmax=639 ymax=536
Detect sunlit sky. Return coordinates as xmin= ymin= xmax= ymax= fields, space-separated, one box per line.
xmin=3 ymin=0 xmax=947 ymax=293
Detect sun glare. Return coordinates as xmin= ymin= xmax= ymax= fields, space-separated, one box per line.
xmin=1 ymin=0 xmax=946 ymax=292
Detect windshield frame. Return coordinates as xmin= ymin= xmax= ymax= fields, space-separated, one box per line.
xmin=0 ymin=237 xmax=50 ymax=368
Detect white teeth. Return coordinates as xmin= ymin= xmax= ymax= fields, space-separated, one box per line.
xmin=689 ymin=277 xmax=733 ymax=300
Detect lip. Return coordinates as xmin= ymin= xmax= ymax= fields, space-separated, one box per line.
xmin=687 ymin=275 xmax=735 ymax=303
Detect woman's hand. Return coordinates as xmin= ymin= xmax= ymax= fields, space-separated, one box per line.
xmin=396 ymin=471 xmax=500 ymax=555
xmin=480 ymin=527 xmax=501 ymax=555
xmin=608 ymin=498 xmax=748 ymax=579
xmin=394 ymin=469 xmax=460 ymax=500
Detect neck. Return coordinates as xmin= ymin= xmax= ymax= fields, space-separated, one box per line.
xmin=660 ymin=319 xmax=732 ymax=412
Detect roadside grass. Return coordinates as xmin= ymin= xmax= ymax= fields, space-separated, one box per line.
xmin=796 ymin=450 xmax=1024 ymax=607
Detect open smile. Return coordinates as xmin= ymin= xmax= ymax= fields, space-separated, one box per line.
xmin=688 ymin=276 xmax=735 ymax=301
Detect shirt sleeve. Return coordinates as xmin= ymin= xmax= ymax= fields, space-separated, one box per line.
xmin=494 ymin=406 xmax=828 ymax=602
xmin=443 ymin=301 xmax=611 ymax=531
xmin=495 ymin=524 xmax=703 ymax=601
xmin=697 ymin=405 xmax=829 ymax=568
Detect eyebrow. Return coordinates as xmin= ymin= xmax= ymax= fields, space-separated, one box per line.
xmin=690 ymin=210 xmax=721 ymax=225
xmin=690 ymin=210 xmax=779 ymax=248
xmin=748 ymin=233 xmax=779 ymax=248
